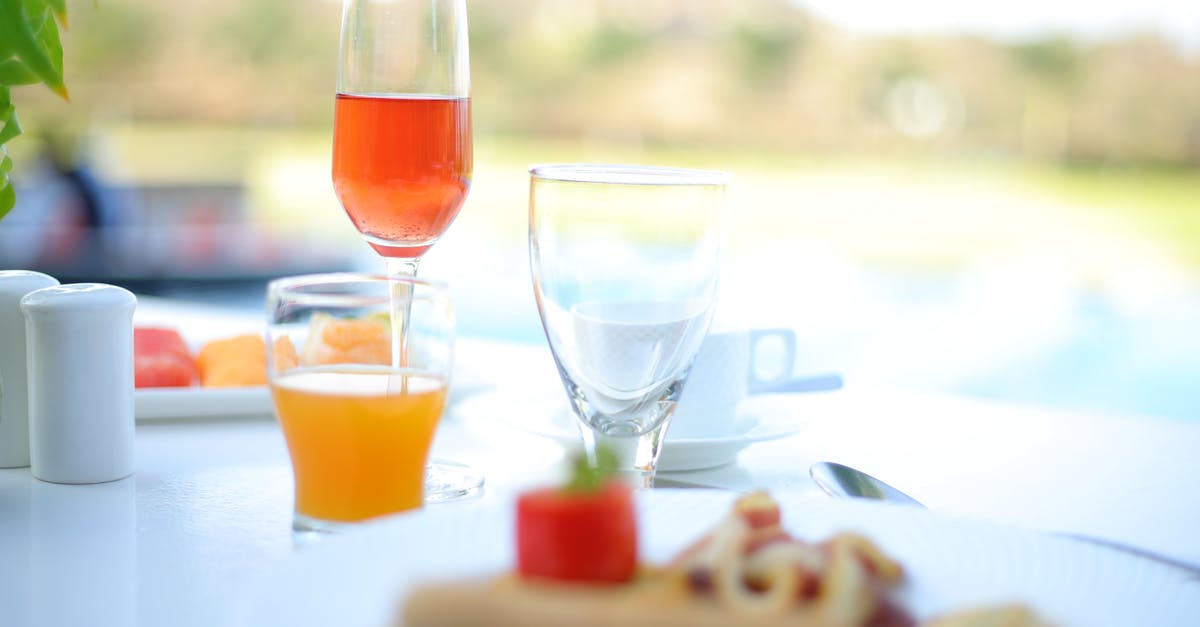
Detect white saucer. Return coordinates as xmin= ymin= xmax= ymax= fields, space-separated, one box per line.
xmin=452 ymin=388 xmax=806 ymax=471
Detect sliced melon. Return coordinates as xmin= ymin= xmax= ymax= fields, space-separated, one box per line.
xmin=300 ymin=313 xmax=392 ymax=367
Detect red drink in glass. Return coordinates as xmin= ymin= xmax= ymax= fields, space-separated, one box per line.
xmin=332 ymin=94 xmax=472 ymax=258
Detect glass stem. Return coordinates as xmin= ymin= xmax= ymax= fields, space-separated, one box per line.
xmin=385 ymin=257 xmax=420 ymax=390
xmin=385 ymin=257 xmax=420 ymax=279
xmin=583 ymin=423 xmax=670 ymax=490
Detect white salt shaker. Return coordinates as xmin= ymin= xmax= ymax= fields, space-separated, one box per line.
xmin=0 ymin=270 xmax=60 ymax=468
xmin=21 ymin=283 xmax=137 ymax=484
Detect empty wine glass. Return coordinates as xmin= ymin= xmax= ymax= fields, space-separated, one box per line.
xmin=529 ymin=164 xmax=729 ymax=487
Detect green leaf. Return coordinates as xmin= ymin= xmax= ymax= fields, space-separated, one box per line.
xmin=28 ymin=0 xmax=63 ymax=78
xmin=43 ymin=0 xmax=65 ymax=25
xmin=0 ymin=59 xmax=39 ymax=85
xmin=1 ymin=84 xmax=20 ymax=219
xmin=0 ymin=0 xmax=69 ymax=222
xmin=0 ymin=104 xmax=22 ymax=147
xmin=0 ymin=0 xmax=66 ymax=97
xmin=0 ymin=174 xmax=14 ymax=220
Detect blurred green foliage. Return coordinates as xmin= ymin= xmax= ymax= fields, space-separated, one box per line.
xmin=1 ymin=0 xmax=68 ymax=218
xmin=71 ymin=3 xmax=160 ymax=76
xmin=10 ymin=0 xmax=1200 ymax=168
xmin=585 ymin=24 xmax=651 ymax=67
xmin=211 ymin=0 xmax=297 ymax=65
xmin=1010 ymin=36 xmax=1082 ymax=89
xmin=733 ymin=19 xmax=803 ymax=85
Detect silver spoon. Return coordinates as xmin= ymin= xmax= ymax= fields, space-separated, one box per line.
xmin=809 ymin=461 xmax=923 ymax=507
xmin=809 ymin=461 xmax=1200 ymax=578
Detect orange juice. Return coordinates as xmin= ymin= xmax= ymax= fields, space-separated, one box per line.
xmin=270 ymin=367 xmax=447 ymax=522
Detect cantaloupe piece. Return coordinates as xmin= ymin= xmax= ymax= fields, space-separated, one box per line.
xmin=300 ymin=313 xmax=392 ymax=367
xmin=273 ymin=336 xmax=299 ymax=372
xmin=197 ymin=334 xmax=269 ymax=387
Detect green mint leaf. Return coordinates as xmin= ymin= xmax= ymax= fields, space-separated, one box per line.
xmin=564 ymin=445 xmax=620 ymax=492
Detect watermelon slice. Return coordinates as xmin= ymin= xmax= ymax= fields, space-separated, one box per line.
xmin=134 ymin=327 xmax=200 ymax=388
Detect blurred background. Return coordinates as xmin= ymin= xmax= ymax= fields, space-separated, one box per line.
xmin=4 ymin=0 xmax=1198 ymax=421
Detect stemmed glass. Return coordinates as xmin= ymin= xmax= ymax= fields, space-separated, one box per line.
xmin=333 ymin=0 xmax=477 ymax=500
xmin=333 ymin=0 xmax=471 ymax=275
xmin=529 ymin=165 xmax=729 ymax=487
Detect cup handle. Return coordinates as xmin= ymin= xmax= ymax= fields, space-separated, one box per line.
xmin=746 ymin=328 xmax=797 ymax=394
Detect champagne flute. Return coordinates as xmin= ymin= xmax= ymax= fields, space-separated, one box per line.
xmin=333 ymin=0 xmax=478 ymax=501
xmin=333 ymin=0 xmax=471 ymax=277
xmin=529 ymin=164 xmax=729 ymax=487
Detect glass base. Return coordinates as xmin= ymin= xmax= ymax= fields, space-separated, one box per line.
xmin=582 ymin=427 xmax=669 ymax=490
xmin=291 ymin=513 xmax=352 ymax=547
xmin=291 ymin=459 xmax=483 ymax=540
xmin=424 ymin=457 xmax=484 ymax=503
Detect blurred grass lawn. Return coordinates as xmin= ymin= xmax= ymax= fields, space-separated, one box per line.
xmin=81 ymin=124 xmax=1200 ymax=420
xmin=93 ymin=124 xmax=1200 ymax=280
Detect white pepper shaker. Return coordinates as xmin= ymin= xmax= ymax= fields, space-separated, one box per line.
xmin=21 ymin=283 xmax=137 ymax=484
xmin=0 ymin=270 xmax=60 ymax=468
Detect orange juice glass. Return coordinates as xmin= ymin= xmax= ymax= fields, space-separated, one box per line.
xmin=266 ymin=273 xmax=455 ymax=533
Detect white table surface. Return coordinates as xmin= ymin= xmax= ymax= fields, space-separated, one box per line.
xmin=2 ymin=298 xmax=1198 ymax=626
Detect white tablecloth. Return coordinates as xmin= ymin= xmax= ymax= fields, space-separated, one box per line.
xmin=1 ymin=298 xmax=1197 ymax=626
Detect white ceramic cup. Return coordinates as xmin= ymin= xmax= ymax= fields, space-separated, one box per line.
xmin=0 ymin=270 xmax=60 ymax=468
xmin=669 ymin=327 xmax=797 ymax=439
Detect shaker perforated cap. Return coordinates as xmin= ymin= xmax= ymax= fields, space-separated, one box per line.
xmin=20 ymin=283 xmax=136 ymax=312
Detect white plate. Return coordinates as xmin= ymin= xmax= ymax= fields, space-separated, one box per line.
xmin=132 ymin=301 xmax=271 ymax=421
xmin=130 ymin=299 xmax=489 ymax=422
xmin=135 ymin=372 xmax=490 ymax=422
xmin=135 ymin=386 xmax=273 ymax=421
xmin=452 ymin=388 xmax=805 ymax=471
xmin=241 ymin=490 xmax=1200 ymax=627
xmin=133 ymin=350 xmax=489 ymax=422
